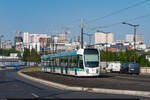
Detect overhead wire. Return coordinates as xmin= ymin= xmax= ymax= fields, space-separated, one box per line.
xmin=47 ymin=0 xmax=150 ymax=36
xmin=86 ymin=13 xmax=150 ymax=32
xmin=86 ymin=0 xmax=150 ymax=24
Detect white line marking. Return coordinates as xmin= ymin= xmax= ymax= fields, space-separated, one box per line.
xmin=31 ymin=93 xmax=39 ymax=98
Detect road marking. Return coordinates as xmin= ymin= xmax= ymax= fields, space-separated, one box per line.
xmin=31 ymin=93 xmax=39 ymax=98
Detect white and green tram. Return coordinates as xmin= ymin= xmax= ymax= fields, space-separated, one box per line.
xmin=41 ymin=48 xmax=100 ymax=76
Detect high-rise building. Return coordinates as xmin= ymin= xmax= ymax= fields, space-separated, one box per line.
xmin=23 ymin=32 xmax=49 ymax=53
xmin=1 ymin=40 xmax=12 ymax=50
xmin=74 ymin=36 xmax=80 ymax=42
xmin=58 ymin=34 xmax=67 ymax=43
xmin=126 ymin=34 xmax=144 ymax=44
xmin=94 ymin=32 xmax=114 ymax=44
xmin=14 ymin=36 xmax=23 ymax=52
xmin=23 ymin=32 xmax=29 ymax=45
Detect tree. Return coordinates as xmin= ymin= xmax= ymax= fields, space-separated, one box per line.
xmin=22 ymin=48 xmax=30 ymax=62
xmin=100 ymin=50 xmax=150 ymax=67
xmin=138 ymin=54 xmax=150 ymax=67
xmin=22 ymin=48 xmax=41 ymax=63
xmin=0 ymin=48 xmax=20 ymax=56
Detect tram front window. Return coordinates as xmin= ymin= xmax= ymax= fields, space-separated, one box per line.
xmin=84 ymin=54 xmax=99 ymax=68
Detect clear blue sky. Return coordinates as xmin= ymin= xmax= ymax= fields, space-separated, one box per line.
xmin=0 ymin=0 xmax=150 ymax=44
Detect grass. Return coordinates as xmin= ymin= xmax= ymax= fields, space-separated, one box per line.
xmin=20 ymin=66 xmax=41 ymax=72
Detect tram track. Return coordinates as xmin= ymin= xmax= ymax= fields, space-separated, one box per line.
xmin=104 ymin=73 xmax=150 ymax=83
xmin=23 ymin=71 xmax=150 ymax=92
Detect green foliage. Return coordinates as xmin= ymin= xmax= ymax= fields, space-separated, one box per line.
xmin=22 ymin=48 xmax=30 ymax=62
xmin=22 ymin=48 xmax=41 ymax=63
xmin=100 ymin=50 xmax=150 ymax=67
xmin=137 ymin=54 xmax=150 ymax=67
xmin=20 ymin=67 xmax=41 ymax=72
xmin=0 ymin=48 xmax=20 ymax=56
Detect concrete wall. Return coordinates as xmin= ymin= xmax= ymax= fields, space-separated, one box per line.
xmin=140 ymin=67 xmax=150 ymax=74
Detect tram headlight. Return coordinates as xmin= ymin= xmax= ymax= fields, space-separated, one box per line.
xmin=86 ymin=69 xmax=89 ymax=74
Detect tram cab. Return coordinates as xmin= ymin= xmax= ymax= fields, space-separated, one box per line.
xmin=77 ymin=48 xmax=100 ymax=76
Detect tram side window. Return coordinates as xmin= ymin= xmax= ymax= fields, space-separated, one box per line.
xmin=72 ymin=56 xmax=77 ymax=68
xmin=78 ymin=55 xmax=83 ymax=68
xmin=53 ymin=58 xmax=56 ymax=67
xmin=49 ymin=59 xmax=51 ymax=67
xmin=64 ymin=56 xmax=68 ymax=67
xmin=61 ymin=57 xmax=65 ymax=67
xmin=50 ymin=58 xmax=52 ymax=67
xmin=51 ymin=58 xmax=54 ymax=67
xmin=41 ymin=61 xmax=44 ymax=66
xmin=68 ymin=56 xmax=72 ymax=67
xmin=48 ymin=59 xmax=51 ymax=67
xmin=59 ymin=57 xmax=62 ymax=67
xmin=56 ymin=58 xmax=59 ymax=67
xmin=43 ymin=61 xmax=45 ymax=66
xmin=51 ymin=58 xmax=53 ymax=67
xmin=46 ymin=61 xmax=48 ymax=66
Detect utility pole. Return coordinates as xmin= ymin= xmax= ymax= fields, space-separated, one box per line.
xmin=81 ymin=18 xmax=84 ymax=49
xmin=122 ymin=22 xmax=139 ymax=63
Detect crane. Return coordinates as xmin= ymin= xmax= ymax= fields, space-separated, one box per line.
xmin=16 ymin=30 xmax=22 ymax=50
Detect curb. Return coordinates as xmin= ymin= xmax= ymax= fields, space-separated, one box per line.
xmin=17 ymin=71 xmax=150 ymax=98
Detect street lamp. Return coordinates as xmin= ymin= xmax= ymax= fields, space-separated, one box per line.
xmin=122 ymin=22 xmax=139 ymax=63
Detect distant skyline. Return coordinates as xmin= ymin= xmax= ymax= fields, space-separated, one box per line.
xmin=0 ymin=0 xmax=150 ymax=44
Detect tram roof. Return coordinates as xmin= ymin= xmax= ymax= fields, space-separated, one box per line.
xmin=41 ymin=48 xmax=98 ymax=60
xmin=41 ymin=50 xmax=78 ymax=60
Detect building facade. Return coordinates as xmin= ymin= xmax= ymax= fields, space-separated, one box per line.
xmin=1 ymin=40 xmax=12 ymax=50
xmin=23 ymin=32 xmax=50 ymax=53
xmin=126 ymin=34 xmax=144 ymax=44
xmin=74 ymin=36 xmax=80 ymax=42
xmin=95 ymin=32 xmax=114 ymax=45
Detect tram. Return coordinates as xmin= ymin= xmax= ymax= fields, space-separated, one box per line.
xmin=41 ymin=48 xmax=100 ymax=76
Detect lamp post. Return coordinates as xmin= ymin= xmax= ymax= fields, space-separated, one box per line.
xmin=122 ymin=22 xmax=139 ymax=63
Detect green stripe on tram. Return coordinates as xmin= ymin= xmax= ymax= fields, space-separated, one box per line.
xmin=70 ymin=68 xmax=73 ymax=71
xmin=42 ymin=66 xmax=85 ymax=72
xmin=42 ymin=53 xmax=77 ymax=59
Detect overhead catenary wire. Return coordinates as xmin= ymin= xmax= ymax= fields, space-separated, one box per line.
xmin=47 ymin=0 xmax=150 ymax=34
xmin=46 ymin=0 xmax=150 ymax=39
xmin=86 ymin=13 xmax=150 ymax=32
xmin=86 ymin=0 xmax=150 ymax=24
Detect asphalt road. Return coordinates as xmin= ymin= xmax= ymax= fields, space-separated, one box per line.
xmin=0 ymin=69 xmax=149 ymax=99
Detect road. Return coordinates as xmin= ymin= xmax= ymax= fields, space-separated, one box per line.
xmin=0 ymin=69 xmax=149 ymax=99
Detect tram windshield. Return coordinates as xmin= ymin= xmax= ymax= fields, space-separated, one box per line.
xmin=84 ymin=49 xmax=99 ymax=68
